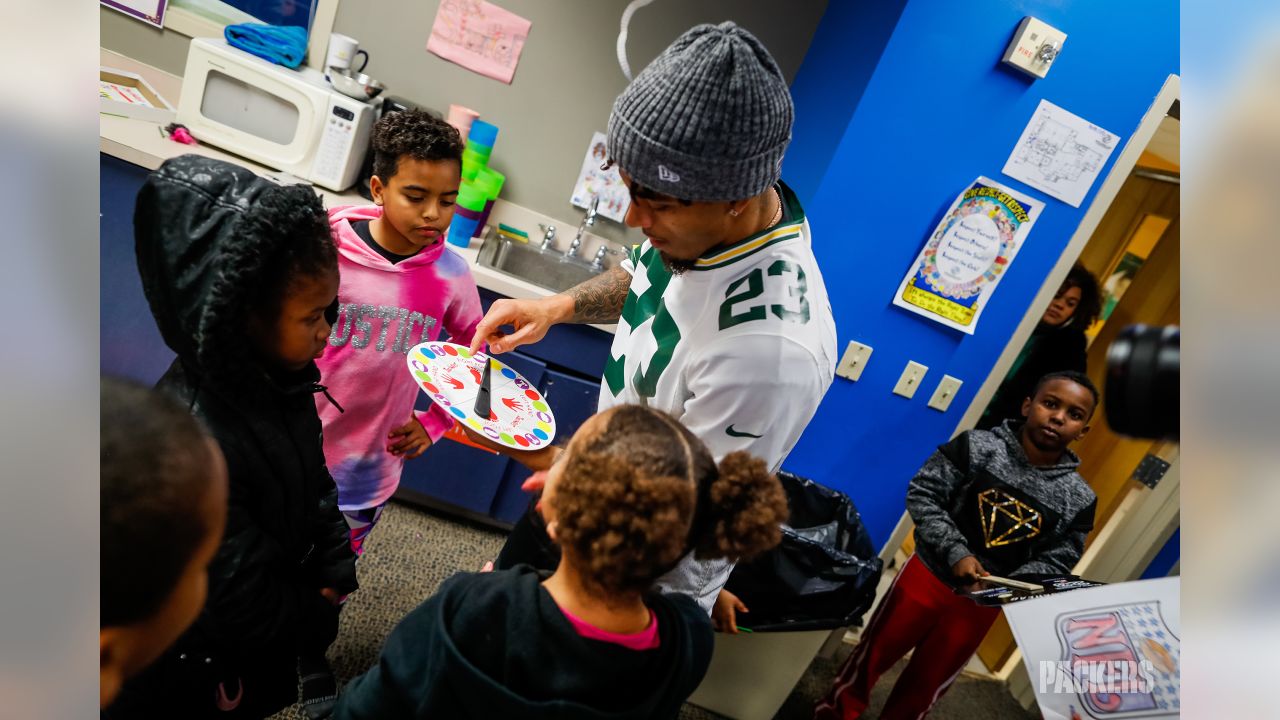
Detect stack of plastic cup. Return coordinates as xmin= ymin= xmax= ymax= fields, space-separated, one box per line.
xmin=473 ymin=167 xmax=506 ymax=236
xmin=462 ymin=120 xmax=499 ymax=182
xmin=446 ymin=180 xmax=489 ymax=248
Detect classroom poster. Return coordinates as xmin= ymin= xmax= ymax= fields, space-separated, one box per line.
xmin=426 ymin=0 xmax=532 ymax=85
xmin=569 ymin=131 xmax=630 ymax=223
xmin=892 ymin=177 xmax=1044 ymax=334
xmin=1004 ymin=577 xmax=1180 ymax=720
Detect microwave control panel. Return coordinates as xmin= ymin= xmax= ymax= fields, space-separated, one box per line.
xmin=311 ymin=102 xmax=370 ymax=190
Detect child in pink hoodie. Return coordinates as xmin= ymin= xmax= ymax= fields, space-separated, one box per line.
xmin=317 ymin=110 xmax=482 ymax=555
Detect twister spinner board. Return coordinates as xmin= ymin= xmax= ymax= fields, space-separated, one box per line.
xmin=406 ymin=341 xmax=556 ymax=451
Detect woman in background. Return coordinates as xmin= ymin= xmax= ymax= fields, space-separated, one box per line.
xmin=977 ymin=264 xmax=1102 ymax=430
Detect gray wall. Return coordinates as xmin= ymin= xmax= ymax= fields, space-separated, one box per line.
xmin=101 ymin=0 xmax=828 ymax=239
xmin=101 ymin=6 xmax=191 ymax=76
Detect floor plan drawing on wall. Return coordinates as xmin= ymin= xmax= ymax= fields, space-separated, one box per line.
xmin=1002 ymin=99 xmax=1119 ymax=207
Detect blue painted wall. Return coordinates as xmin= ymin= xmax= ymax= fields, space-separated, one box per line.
xmin=1141 ymin=528 xmax=1180 ymax=579
xmin=781 ymin=0 xmax=1179 ymax=546
xmin=783 ymin=0 xmax=908 ymax=205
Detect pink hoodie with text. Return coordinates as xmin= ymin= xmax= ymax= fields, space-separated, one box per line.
xmin=317 ymin=205 xmax=482 ymax=511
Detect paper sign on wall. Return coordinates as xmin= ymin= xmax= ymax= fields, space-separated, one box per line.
xmin=101 ymin=0 xmax=168 ymax=28
xmin=570 ymin=131 xmax=630 ymax=223
xmin=892 ymin=177 xmax=1044 ymax=334
xmin=1003 ymin=577 xmax=1180 ymax=720
xmin=427 ymin=0 xmax=531 ymax=85
xmin=1003 ymin=99 xmax=1120 ymax=208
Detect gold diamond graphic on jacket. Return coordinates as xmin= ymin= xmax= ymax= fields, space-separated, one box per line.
xmin=978 ymin=488 xmax=1042 ymax=548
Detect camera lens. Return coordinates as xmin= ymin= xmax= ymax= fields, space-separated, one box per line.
xmin=1105 ymin=325 xmax=1179 ymax=440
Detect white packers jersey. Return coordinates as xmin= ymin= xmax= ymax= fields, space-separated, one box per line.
xmin=600 ymin=183 xmax=837 ymax=474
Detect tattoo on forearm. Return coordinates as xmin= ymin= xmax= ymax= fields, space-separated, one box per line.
xmin=569 ymin=266 xmax=630 ymax=323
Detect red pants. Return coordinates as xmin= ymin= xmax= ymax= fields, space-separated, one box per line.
xmin=815 ymin=554 xmax=1000 ymax=720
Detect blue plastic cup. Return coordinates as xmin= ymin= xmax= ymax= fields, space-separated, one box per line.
xmin=468 ymin=120 xmax=499 ymax=148
xmin=446 ymin=214 xmax=481 ymax=248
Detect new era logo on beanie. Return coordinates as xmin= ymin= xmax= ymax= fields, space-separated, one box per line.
xmin=606 ymin=21 xmax=794 ymax=203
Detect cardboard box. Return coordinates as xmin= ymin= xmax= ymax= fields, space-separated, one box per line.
xmin=100 ymin=66 xmax=175 ymax=124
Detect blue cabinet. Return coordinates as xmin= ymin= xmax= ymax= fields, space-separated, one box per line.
xmin=489 ymin=368 xmax=601 ymax=523
xmin=101 ymin=154 xmax=174 ymax=384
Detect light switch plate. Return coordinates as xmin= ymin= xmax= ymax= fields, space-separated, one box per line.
xmin=835 ymin=341 xmax=873 ymax=382
xmin=892 ymin=361 xmax=928 ymax=399
xmin=927 ymin=375 xmax=964 ymax=412
xmin=1001 ymin=16 xmax=1067 ymax=79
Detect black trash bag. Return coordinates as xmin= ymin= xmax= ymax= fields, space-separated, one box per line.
xmin=725 ymin=471 xmax=883 ymax=633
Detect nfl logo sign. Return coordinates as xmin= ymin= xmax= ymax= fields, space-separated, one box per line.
xmin=1055 ymin=601 xmax=1180 ymax=718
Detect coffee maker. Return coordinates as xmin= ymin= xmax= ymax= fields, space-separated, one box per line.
xmin=355 ymin=95 xmax=436 ymax=200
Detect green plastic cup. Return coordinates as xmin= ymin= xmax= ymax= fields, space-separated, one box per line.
xmin=474 ymin=168 xmax=506 ymax=199
xmin=456 ymin=181 xmax=488 ymax=212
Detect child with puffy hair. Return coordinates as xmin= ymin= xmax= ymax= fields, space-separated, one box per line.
xmin=334 ymin=404 xmax=788 ymax=719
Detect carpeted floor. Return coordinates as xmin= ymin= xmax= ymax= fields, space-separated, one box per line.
xmin=269 ymin=501 xmax=1036 ymax=720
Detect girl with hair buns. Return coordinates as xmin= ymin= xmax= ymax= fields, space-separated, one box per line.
xmin=335 ymin=405 xmax=788 ymax=720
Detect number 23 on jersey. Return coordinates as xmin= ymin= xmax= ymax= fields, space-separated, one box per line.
xmin=718 ymin=260 xmax=810 ymax=330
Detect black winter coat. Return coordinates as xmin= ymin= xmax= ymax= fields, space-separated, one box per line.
xmin=108 ymin=156 xmax=357 ymax=719
xmin=336 ymin=566 xmax=714 ymax=720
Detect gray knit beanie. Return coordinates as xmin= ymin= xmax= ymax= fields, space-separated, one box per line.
xmin=607 ymin=21 xmax=794 ymax=203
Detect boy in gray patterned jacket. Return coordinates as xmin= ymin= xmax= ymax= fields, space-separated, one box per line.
xmin=816 ymin=371 xmax=1098 ymax=720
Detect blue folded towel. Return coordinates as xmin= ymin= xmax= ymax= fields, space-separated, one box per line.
xmin=225 ymin=23 xmax=309 ymax=69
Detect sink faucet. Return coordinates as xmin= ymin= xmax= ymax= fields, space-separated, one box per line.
xmin=589 ymin=242 xmax=623 ymax=271
xmin=566 ymin=196 xmax=599 ymax=260
xmin=538 ymin=224 xmax=557 ymax=251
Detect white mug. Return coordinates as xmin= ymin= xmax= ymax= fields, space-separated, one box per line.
xmin=326 ymin=34 xmax=368 ymax=73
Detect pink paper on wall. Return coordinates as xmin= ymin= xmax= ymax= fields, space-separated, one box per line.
xmin=427 ymin=0 xmax=532 ymax=85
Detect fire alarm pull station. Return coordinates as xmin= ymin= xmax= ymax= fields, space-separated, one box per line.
xmin=1002 ymin=17 xmax=1067 ymax=79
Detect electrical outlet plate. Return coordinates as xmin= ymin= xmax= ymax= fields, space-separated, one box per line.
xmin=1001 ymin=16 xmax=1067 ymax=79
xmin=927 ymin=375 xmax=964 ymax=412
xmin=835 ymin=341 xmax=873 ymax=382
xmin=892 ymin=361 xmax=928 ymax=399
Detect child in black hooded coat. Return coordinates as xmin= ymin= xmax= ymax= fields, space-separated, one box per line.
xmin=107 ymin=155 xmax=357 ymax=719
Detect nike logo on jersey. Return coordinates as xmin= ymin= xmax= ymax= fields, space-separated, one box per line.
xmin=725 ymin=424 xmax=763 ymax=438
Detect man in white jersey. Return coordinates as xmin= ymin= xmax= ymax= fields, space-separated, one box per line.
xmin=469 ymin=21 xmax=837 ymax=626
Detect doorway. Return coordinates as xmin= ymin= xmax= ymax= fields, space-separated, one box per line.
xmin=974 ymin=109 xmax=1181 ymax=672
xmin=873 ymin=75 xmax=1181 ymax=680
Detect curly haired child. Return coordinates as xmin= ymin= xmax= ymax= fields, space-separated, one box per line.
xmin=315 ymin=109 xmax=482 ymax=556
xmin=334 ymin=405 xmax=789 ymax=719
xmin=109 ymin=155 xmax=357 ymax=719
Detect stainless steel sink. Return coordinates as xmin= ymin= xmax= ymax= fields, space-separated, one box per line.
xmin=476 ymin=235 xmax=603 ymax=293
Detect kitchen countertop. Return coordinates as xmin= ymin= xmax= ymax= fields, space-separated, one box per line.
xmin=100 ymin=47 xmax=617 ymax=334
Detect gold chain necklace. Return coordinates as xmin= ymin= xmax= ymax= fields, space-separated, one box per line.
xmin=764 ymin=187 xmax=783 ymax=230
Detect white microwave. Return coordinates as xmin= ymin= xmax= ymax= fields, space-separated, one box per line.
xmin=177 ymin=38 xmax=375 ymax=192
